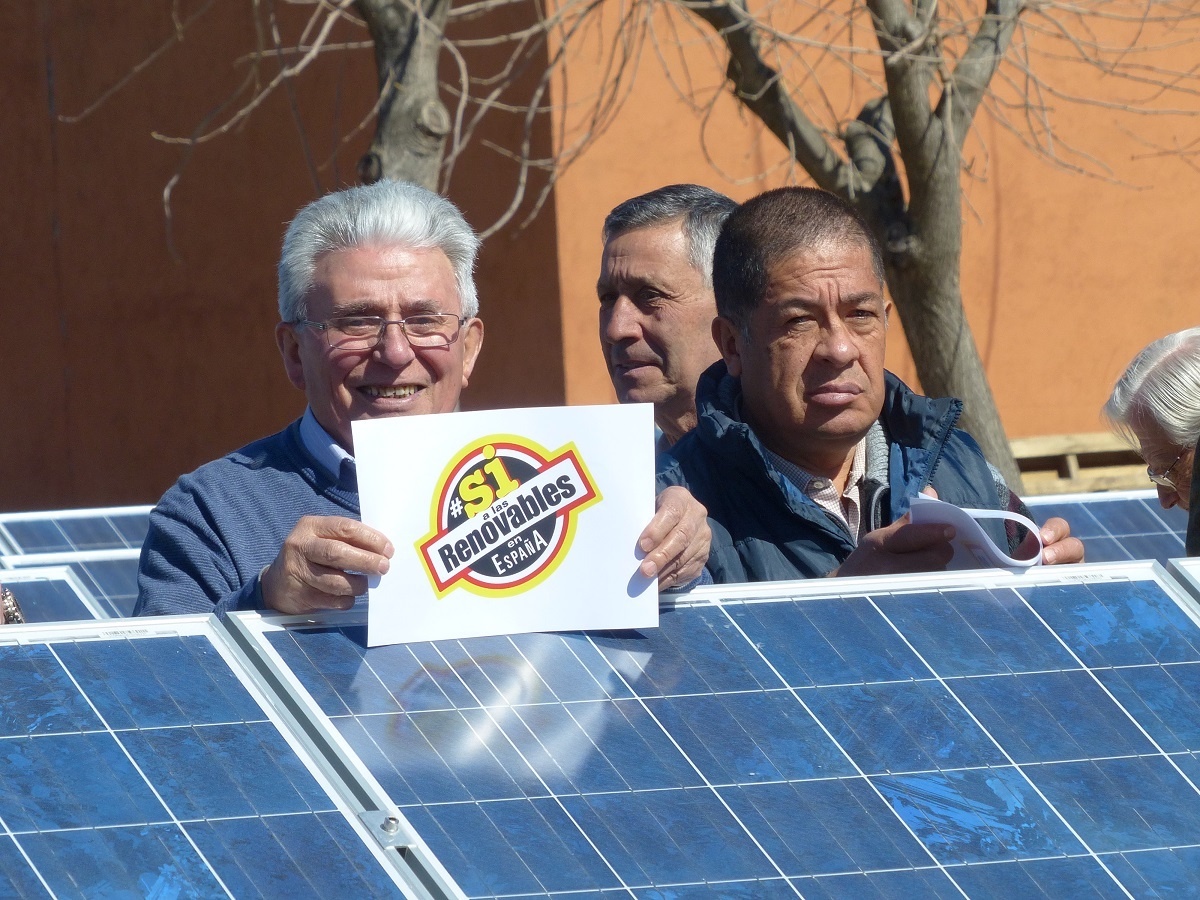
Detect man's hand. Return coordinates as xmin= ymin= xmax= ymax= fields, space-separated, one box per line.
xmin=831 ymin=517 xmax=957 ymax=577
xmin=639 ymin=486 xmax=711 ymax=589
xmin=1040 ymin=517 xmax=1084 ymax=565
xmin=260 ymin=516 xmax=394 ymax=615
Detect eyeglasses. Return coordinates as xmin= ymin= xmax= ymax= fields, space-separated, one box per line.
xmin=296 ymin=314 xmax=465 ymax=350
xmin=1147 ymin=446 xmax=1191 ymax=490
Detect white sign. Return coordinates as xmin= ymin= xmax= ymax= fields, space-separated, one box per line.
xmin=352 ymin=404 xmax=658 ymax=646
xmin=907 ymin=495 xmax=1043 ymax=569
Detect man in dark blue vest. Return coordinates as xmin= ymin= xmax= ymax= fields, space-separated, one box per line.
xmin=657 ymin=186 xmax=1083 ymax=582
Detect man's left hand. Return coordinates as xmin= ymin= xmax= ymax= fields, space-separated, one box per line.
xmin=638 ymin=486 xmax=711 ymax=589
xmin=1040 ymin=517 xmax=1084 ymax=565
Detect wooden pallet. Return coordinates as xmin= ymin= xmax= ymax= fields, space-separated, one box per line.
xmin=1009 ymin=431 xmax=1148 ymax=496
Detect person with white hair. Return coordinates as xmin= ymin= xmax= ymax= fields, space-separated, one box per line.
xmin=1103 ymin=326 xmax=1200 ymax=552
xmin=135 ymin=180 xmax=710 ymax=617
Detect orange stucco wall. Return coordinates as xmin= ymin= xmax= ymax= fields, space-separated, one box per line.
xmin=4 ymin=2 xmax=1199 ymax=511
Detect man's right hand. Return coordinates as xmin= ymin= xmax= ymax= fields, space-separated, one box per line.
xmin=260 ymin=516 xmax=394 ymax=615
xmin=830 ymin=517 xmax=957 ymax=578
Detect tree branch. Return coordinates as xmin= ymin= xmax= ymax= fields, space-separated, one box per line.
xmin=866 ymin=0 xmax=938 ymax=185
xmin=677 ymin=0 xmax=861 ymax=197
xmin=945 ymin=0 xmax=1023 ymax=149
xmin=843 ymin=96 xmax=909 ymax=243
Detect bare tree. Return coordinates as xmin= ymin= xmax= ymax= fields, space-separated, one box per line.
xmin=669 ymin=0 xmax=1200 ymax=486
xmin=66 ymin=0 xmax=1200 ymax=485
xmin=356 ymin=0 xmax=450 ymax=188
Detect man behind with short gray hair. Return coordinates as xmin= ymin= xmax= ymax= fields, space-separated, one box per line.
xmin=597 ymin=184 xmax=736 ymax=449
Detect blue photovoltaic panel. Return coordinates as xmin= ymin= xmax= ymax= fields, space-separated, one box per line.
xmin=4 ymin=551 xmax=142 ymax=618
xmin=0 ymin=622 xmax=406 ymax=897
xmin=1026 ymin=489 xmax=1187 ymax=564
xmin=67 ymin=554 xmax=141 ymax=616
xmin=0 ymin=510 xmax=149 ymax=620
xmin=0 ymin=507 xmax=151 ymax=556
xmin=0 ymin=569 xmax=102 ymax=623
xmin=245 ymin=565 xmax=1200 ymax=898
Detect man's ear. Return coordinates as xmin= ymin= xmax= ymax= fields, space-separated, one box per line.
xmin=275 ymin=322 xmax=306 ymax=391
xmin=712 ymin=316 xmax=744 ymax=378
xmin=460 ymin=318 xmax=485 ymax=389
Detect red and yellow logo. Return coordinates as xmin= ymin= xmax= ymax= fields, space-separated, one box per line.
xmin=417 ymin=434 xmax=601 ymax=597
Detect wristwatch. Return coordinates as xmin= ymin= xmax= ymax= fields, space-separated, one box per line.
xmin=1 ymin=587 xmax=25 ymax=625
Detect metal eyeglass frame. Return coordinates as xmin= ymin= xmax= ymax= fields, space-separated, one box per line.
xmin=1147 ymin=446 xmax=1191 ymax=490
xmin=295 ymin=315 xmax=465 ymax=350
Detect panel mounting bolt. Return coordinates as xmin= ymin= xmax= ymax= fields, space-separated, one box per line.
xmin=382 ymin=816 xmax=400 ymax=835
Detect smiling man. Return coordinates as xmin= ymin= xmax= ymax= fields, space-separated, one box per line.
xmin=136 ymin=181 xmax=709 ymax=617
xmin=597 ymin=185 xmax=736 ymax=449
xmin=656 ymin=186 xmax=1083 ymax=581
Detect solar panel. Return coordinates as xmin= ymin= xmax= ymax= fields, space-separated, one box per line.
xmin=1167 ymin=556 xmax=1200 ymax=604
xmin=0 ymin=616 xmax=420 ymax=897
xmin=227 ymin=561 xmax=1200 ymax=898
xmin=1025 ymin=489 xmax=1187 ymax=564
xmin=0 ymin=506 xmax=151 ymax=556
xmin=0 ymin=566 xmax=109 ymax=622
xmin=2 ymin=549 xmax=142 ymax=618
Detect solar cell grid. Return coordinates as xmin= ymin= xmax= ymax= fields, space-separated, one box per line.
xmin=1026 ymin=489 xmax=1187 ymax=564
xmin=236 ymin=564 xmax=1200 ymax=898
xmin=0 ymin=619 xmax=410 ymax=898
xmin=3 ymin=551 xmax=142 ymax=620
xmin=73 ymin=554 xmax=141 ymax=616
xmin=0 ymin=507 xmax=151 ymax=556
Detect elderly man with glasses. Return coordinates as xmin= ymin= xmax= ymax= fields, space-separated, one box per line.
xmin=1104 ymin=326 xmax=1200 ymax=554
xmin=135 ymin=181 xmax=709 ymax=617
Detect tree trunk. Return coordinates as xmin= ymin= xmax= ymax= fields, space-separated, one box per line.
xmin=858 ymin=172 xmax=1024 ymax=493
xmin=355 ymin=0 xmax=452 ymax=189
xmin=885 ymin=246 xmax=1023 ymax=491
xmin=865 ymin=0 xmax=1023 ymax=492
xmin=679 ymin=0 xmax=1025 ymax=492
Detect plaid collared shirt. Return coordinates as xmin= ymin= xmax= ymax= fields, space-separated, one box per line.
xmin=766 ymin=439 xmax=868 ymax=541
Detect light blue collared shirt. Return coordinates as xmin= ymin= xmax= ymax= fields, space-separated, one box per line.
xmin=299 ymin=408 xmax=354 ymax=481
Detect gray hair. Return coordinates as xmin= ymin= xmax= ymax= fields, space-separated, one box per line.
xmin=602 ymin=184 xmax=736 ymax=288
xmin=278 ymin=180 xmax=481 ymax=322
xmin=1103 ymin=326 xmax=1200 ymax=449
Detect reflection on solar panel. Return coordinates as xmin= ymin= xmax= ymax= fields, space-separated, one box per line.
xmin=0 ymin=617 xmax=414 ymax=897
xmin=230 ymin=562 xmax=1200 ymax=898
xmin=0 ymin=506 xmax=151 ymax=556
xmin=1026 ymin=489 xmax=1187 ymax=564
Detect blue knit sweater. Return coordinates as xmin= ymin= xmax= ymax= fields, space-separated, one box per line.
xmin=134 ymin=420 xmax=360 ymax=616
